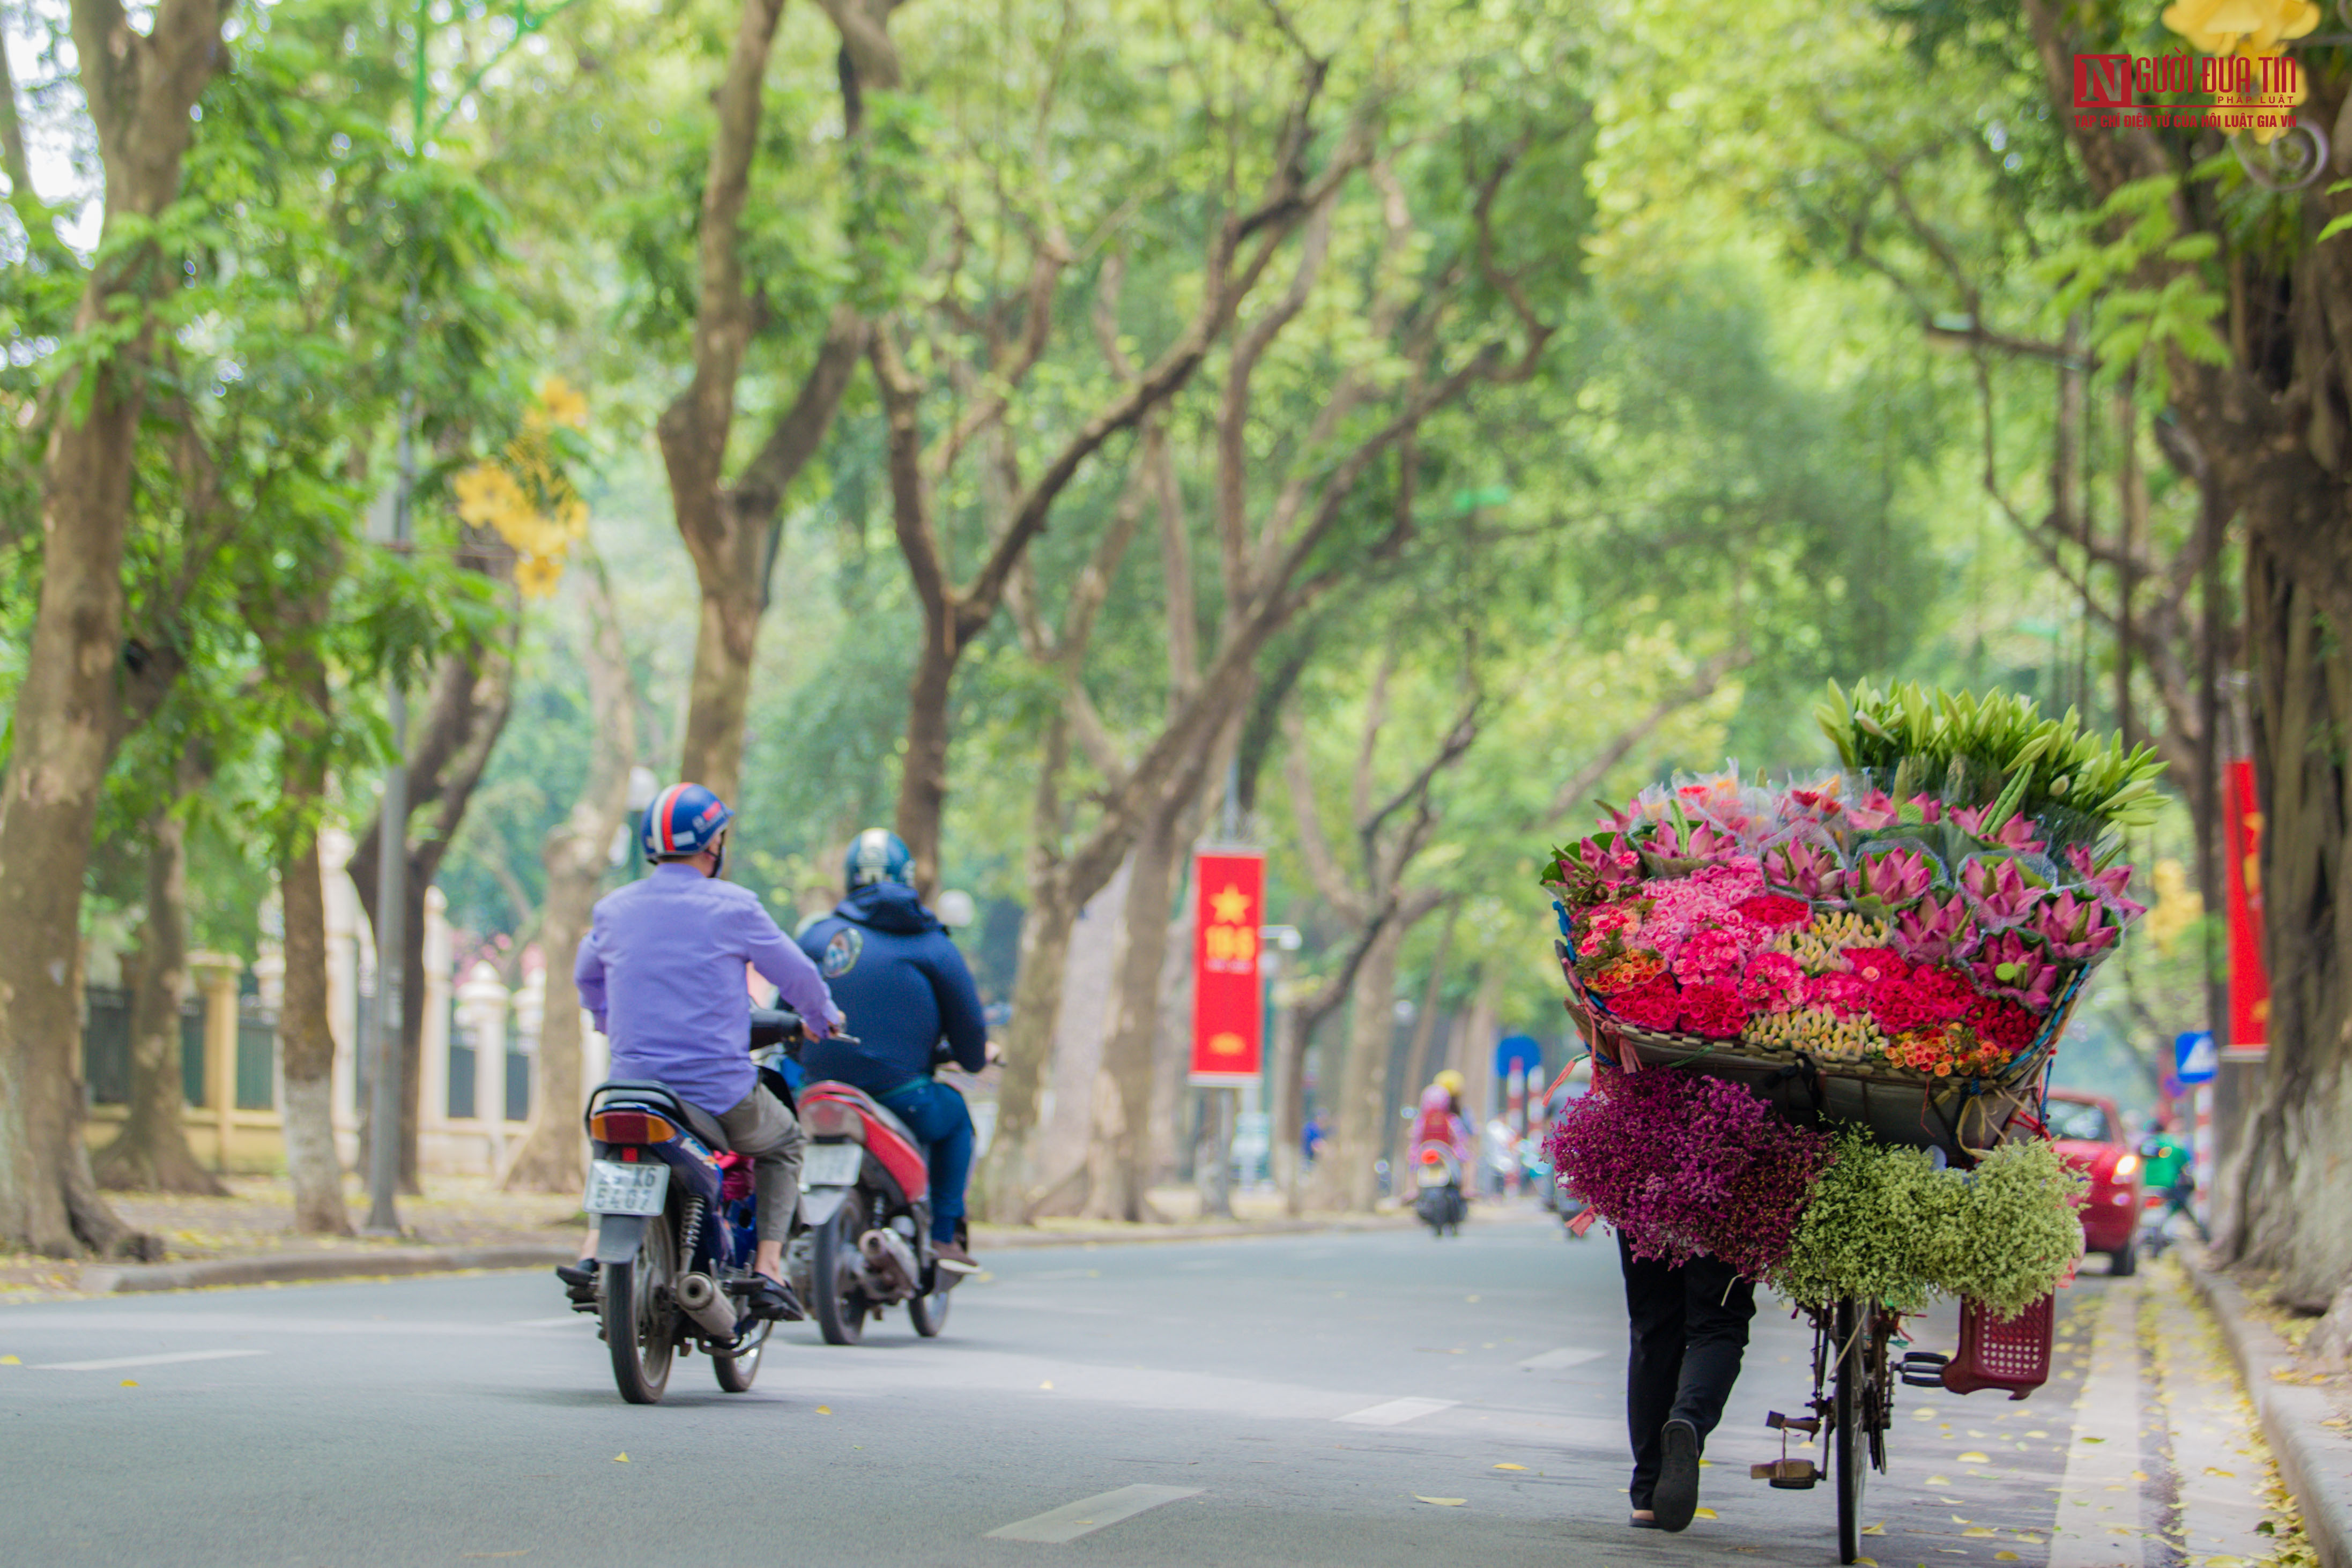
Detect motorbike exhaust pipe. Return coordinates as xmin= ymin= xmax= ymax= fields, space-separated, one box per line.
xmin=674 ymin=1272 xmax=739 ymax=1339
xmin=858 ymin=1228 xmax=919 ymax=1297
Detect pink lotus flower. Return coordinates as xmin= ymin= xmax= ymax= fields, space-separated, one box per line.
xmin=1852 ymin=847 xmax=1934 ymax=911
xmin=1648 ymin=821 xmax=1746 ymax=865
xmin=1950 ymin=804 xmax=2048 ymax=854
xmin=2030 ymin=889 xmax=2121 ymax=963
xmin=2065 ymin=844 xmax=2148 ymax=920
xmin=1960 ymin=856 xmax=2043 ymax=924
xmin=1970 ymin=931 xmax=2059 ymax=1012
xmin=1843 ymin=790 xmax=1904 ymax=831
xmin=1893 ymin=892 xmax=1973 ymax=964
xmin=1762 ymin=839 xmax=1846 ymax=901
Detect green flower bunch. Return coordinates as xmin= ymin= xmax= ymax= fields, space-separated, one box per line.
xmin=1815 ymin=680 xmax=2166 ymax=835
xmin=1919 ymin=1139 xmax=2087 ymax=1319
xmin=1773 ymin=1131 xmax=2086 ymax=1319
xmin=1775 ymin=1131 xmax=1942 ymax=1316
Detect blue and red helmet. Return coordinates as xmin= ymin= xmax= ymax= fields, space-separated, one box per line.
xmin=844 ymin=827 xmax=915 ymax=890
xmin=642 ymin=783 xmax=733 ymax=863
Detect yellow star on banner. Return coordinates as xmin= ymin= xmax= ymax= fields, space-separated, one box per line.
xmin=1210 ymin=884 xmax=1251 ymax=925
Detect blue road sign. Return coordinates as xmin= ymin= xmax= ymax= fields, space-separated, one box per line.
xmin=1495 ymin=1034 xmax=1544 ymax=1080
xmin=2176 ymin=1030 xmax=2219 ymax=1086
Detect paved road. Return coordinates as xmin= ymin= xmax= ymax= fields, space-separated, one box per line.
xmin=0 ymin=1214 xmax=2263 ymax=1566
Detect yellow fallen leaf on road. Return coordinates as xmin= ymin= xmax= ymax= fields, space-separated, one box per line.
xmin=2081 ymin=1436 xmax=2105 ymax=1444
xmin=1958 ymin=1452 xmax=1992 ymax=1463
xmin=816 ymin=1407 xmax=832 ymax=1415
xmin=1414 ymin=1496 xmax=1466 ymax=1506
xmin=2204 ymin=1467 xmax=2235 ymax=1477
xmin=0 ymin=1355 xmax=18 ymax=1365
xmin=119 ymin=1379 xmax=137 ymax=1388
xmin=1040 ymin=1381 xmax=1053 ymax=1390
xmin=1694 ymin=1507 xmax=1717 ymax=1519
xmin=1493 ymin=1463 xmax=1526 ymax=1471
xmin=1927 ymin=1476 xmax=1952 ymax=1485
xmin=613 ymin=1454 xmax=628 ymax=1463
xmin=1996 ymin=1554 xmax=2021 ymax=1562
xmin=1952 ymin=1516 xmax=1971 ymax=1525
xmin=1861 ymin=1524 xmax=1885 ymax=1535
xmin=1964 ymin=1527 xmax=1998 ymax=1537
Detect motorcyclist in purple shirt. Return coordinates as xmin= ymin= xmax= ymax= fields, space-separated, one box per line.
xmin=555 ymin=784 xmax=842 ymax=1320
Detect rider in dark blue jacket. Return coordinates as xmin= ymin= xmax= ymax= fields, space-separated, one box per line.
xmin=798 ymin=829 xmax=990 ymax=1269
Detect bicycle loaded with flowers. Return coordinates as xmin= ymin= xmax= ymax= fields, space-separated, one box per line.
xmin=1541 ymin=681 xmax=2163 ymax=1521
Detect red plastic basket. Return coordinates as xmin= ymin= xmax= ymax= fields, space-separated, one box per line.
xmin=1941 ymin=1292 xmax=2054 ymax=1399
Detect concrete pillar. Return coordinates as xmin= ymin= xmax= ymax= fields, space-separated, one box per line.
xmin=513 ymin=965 xmax=545 ymax=1130
xmin=456 ymin=962 xmax=510 ymax=1172
xmin=318 ymin=825 xmax=359 ymax=1136
xmin=419 ymin=889 xmax=454 ymax=1152
xmin=188 ymin=951 xmax=242 ymax=1172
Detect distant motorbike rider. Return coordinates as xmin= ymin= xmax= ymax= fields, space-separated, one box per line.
xmin=559 ymin=783 xmax=842 ymax=1318
xmin=1411 ymin=1075 xmax=1474 ymax=1167
xmin=797 ymin=829 xmax=990 ymax=1274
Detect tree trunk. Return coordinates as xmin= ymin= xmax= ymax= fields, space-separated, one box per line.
xmin=279 ymin=821 xmax=350 ymax=1235
xmin=2220 ymin=540 xmax=2352 ymax=1307
xmin=506 ymin=557 xmax=636 ymax=1192
xmin=893 ymin=615 xmax=958 ymax=898
xmin=1082 ymin=802 xmax=1188 ymax=1222
xmin=1325 ymin=917 xmax=1404 ymax=1214
xmin=348 ymin=633 xmax=518 ymax=1192
xmin=94 ymin=756 xmax=225 ymax=1194
xmin=0 ymin=0 xmax=226 ymax=1257
xmin=971 ymin=882 xmax=1077 ymax=1222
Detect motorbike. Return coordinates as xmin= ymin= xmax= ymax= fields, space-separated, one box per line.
xmin=788 ymin=1057 xmax=963 ymax=1346
xmin=577 ymin=1007 xmax=803 ymax=1404
xmin=1412 ymin=1142 xmax=1468 ymax=1237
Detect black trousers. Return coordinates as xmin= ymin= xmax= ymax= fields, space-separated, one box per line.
xmin=1620 ymin=1232 xmax=1756 ymax=1508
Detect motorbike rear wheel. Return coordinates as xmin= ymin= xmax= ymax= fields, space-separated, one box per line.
xmin=908 ymin=1283 xmax=951 ymax=1337
xmin=711 ymin=1317 xmax=771 ymax=1393
xmin=603 ymin=1213 xmax=678 ymax=1404
xmin=811 ymin=1193 xmax=869 ymax=1346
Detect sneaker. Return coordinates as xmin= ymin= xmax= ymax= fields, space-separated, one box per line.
xmin=933 ymin=1239 xmax=982 ymax=1275
xmin=555 ymin=1259 xmax=599 ymax=1310
xmin=1651 ymin=1418 xmax=1702 ymax=1532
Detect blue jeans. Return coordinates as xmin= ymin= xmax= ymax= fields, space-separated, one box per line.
xmin=877 ymin=1078 xmax=974 ymax=1243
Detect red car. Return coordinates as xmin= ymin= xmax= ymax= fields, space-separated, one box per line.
xmin=2044 ymin=1091 xmax=2144 ymax=1275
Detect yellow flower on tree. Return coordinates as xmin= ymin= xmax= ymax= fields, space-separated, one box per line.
xmin=2162 ymin=0 xmax=2319 ymax=53
xmin=452 ymin=379 xmax=594 ymax=598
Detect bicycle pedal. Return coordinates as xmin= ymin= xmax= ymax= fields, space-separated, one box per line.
xmin=1898 ymin=1351 xmax=1950 ymax=1388
xmin=1767 ymin=1410 xmax=1820 ymax=1435
xmin=1751 ymin=1458 xmax=1818 ymax=1489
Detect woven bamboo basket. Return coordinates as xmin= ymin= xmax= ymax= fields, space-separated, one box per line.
xmin=1557 ymin=942 xmax=2083 ymax=1165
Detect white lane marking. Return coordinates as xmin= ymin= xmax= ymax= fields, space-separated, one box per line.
xmin=1334 ymin=1396 xmax=1457 ymax=1426
xmin=1519 ymin=1346 xmax=1605 ymax=1370
xmin=504 ymin=1316 xmax=584 ymax=1327
xmin=36 ymin=1349 xmax=265 ymax=1372
xmin=986 ymin=1484 xmax=1203 ymax=1544
xmin=2050 ymin=1281 xmax=2147 ymax=1568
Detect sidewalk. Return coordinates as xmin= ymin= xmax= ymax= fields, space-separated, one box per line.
xmin=0 ymin=1177 xmax=1449 ymax=1304
xmin=2180 ymin=1245 xmax=2352 ymax=1568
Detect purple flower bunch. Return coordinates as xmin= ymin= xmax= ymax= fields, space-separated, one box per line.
xmin=1545 ymin=1065 xmax=1835 ymax=1281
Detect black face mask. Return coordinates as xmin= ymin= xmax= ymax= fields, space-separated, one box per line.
xmin=709 ymin=837 xmax=726 ymax=879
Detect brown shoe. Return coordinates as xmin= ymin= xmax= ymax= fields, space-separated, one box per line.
xmin=933 ymin=1239 xmax=981 ymax=1275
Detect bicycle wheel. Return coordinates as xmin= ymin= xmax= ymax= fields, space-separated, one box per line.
xmin=1833 ymin=1297 xmax=1867 ymax=1564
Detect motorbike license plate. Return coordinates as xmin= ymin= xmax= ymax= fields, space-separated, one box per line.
xmin=583 ymin=1160 xmax=670 ymax=1216
xmin=1418 ymin=1168 xmax=1451 ymax=1191
xmin=803 ymin=1142 xmax=863 ymax=1187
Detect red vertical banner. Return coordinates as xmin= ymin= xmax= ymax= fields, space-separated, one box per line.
xmin=1191 ymin=851 xmax=1264 ymax=1085
xmin=2223 ymin=757 xmax=2269 ymax=1053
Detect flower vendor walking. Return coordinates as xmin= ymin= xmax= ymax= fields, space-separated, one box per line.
xmin=1620 ymin=1236 xmax=1755 ymax=1532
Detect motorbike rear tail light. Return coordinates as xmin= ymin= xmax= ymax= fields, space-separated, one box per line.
xmin=590 ymin=1111 xmax=676 ymax=1145
xmin=804 ymin=1099 xmax=863 ymax=1140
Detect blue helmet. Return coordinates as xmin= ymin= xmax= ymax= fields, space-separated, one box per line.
xmin=642 ymin=783 xmax=733 ymax=863
xmin=844 ymin=828 xmax=915 ymax=890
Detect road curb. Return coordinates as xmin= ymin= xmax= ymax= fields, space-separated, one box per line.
xmin=79 ymin=1243 xmax=577 ymax=1295
xmin=2179 ymin=1250 xmax=2352 ymax=1568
